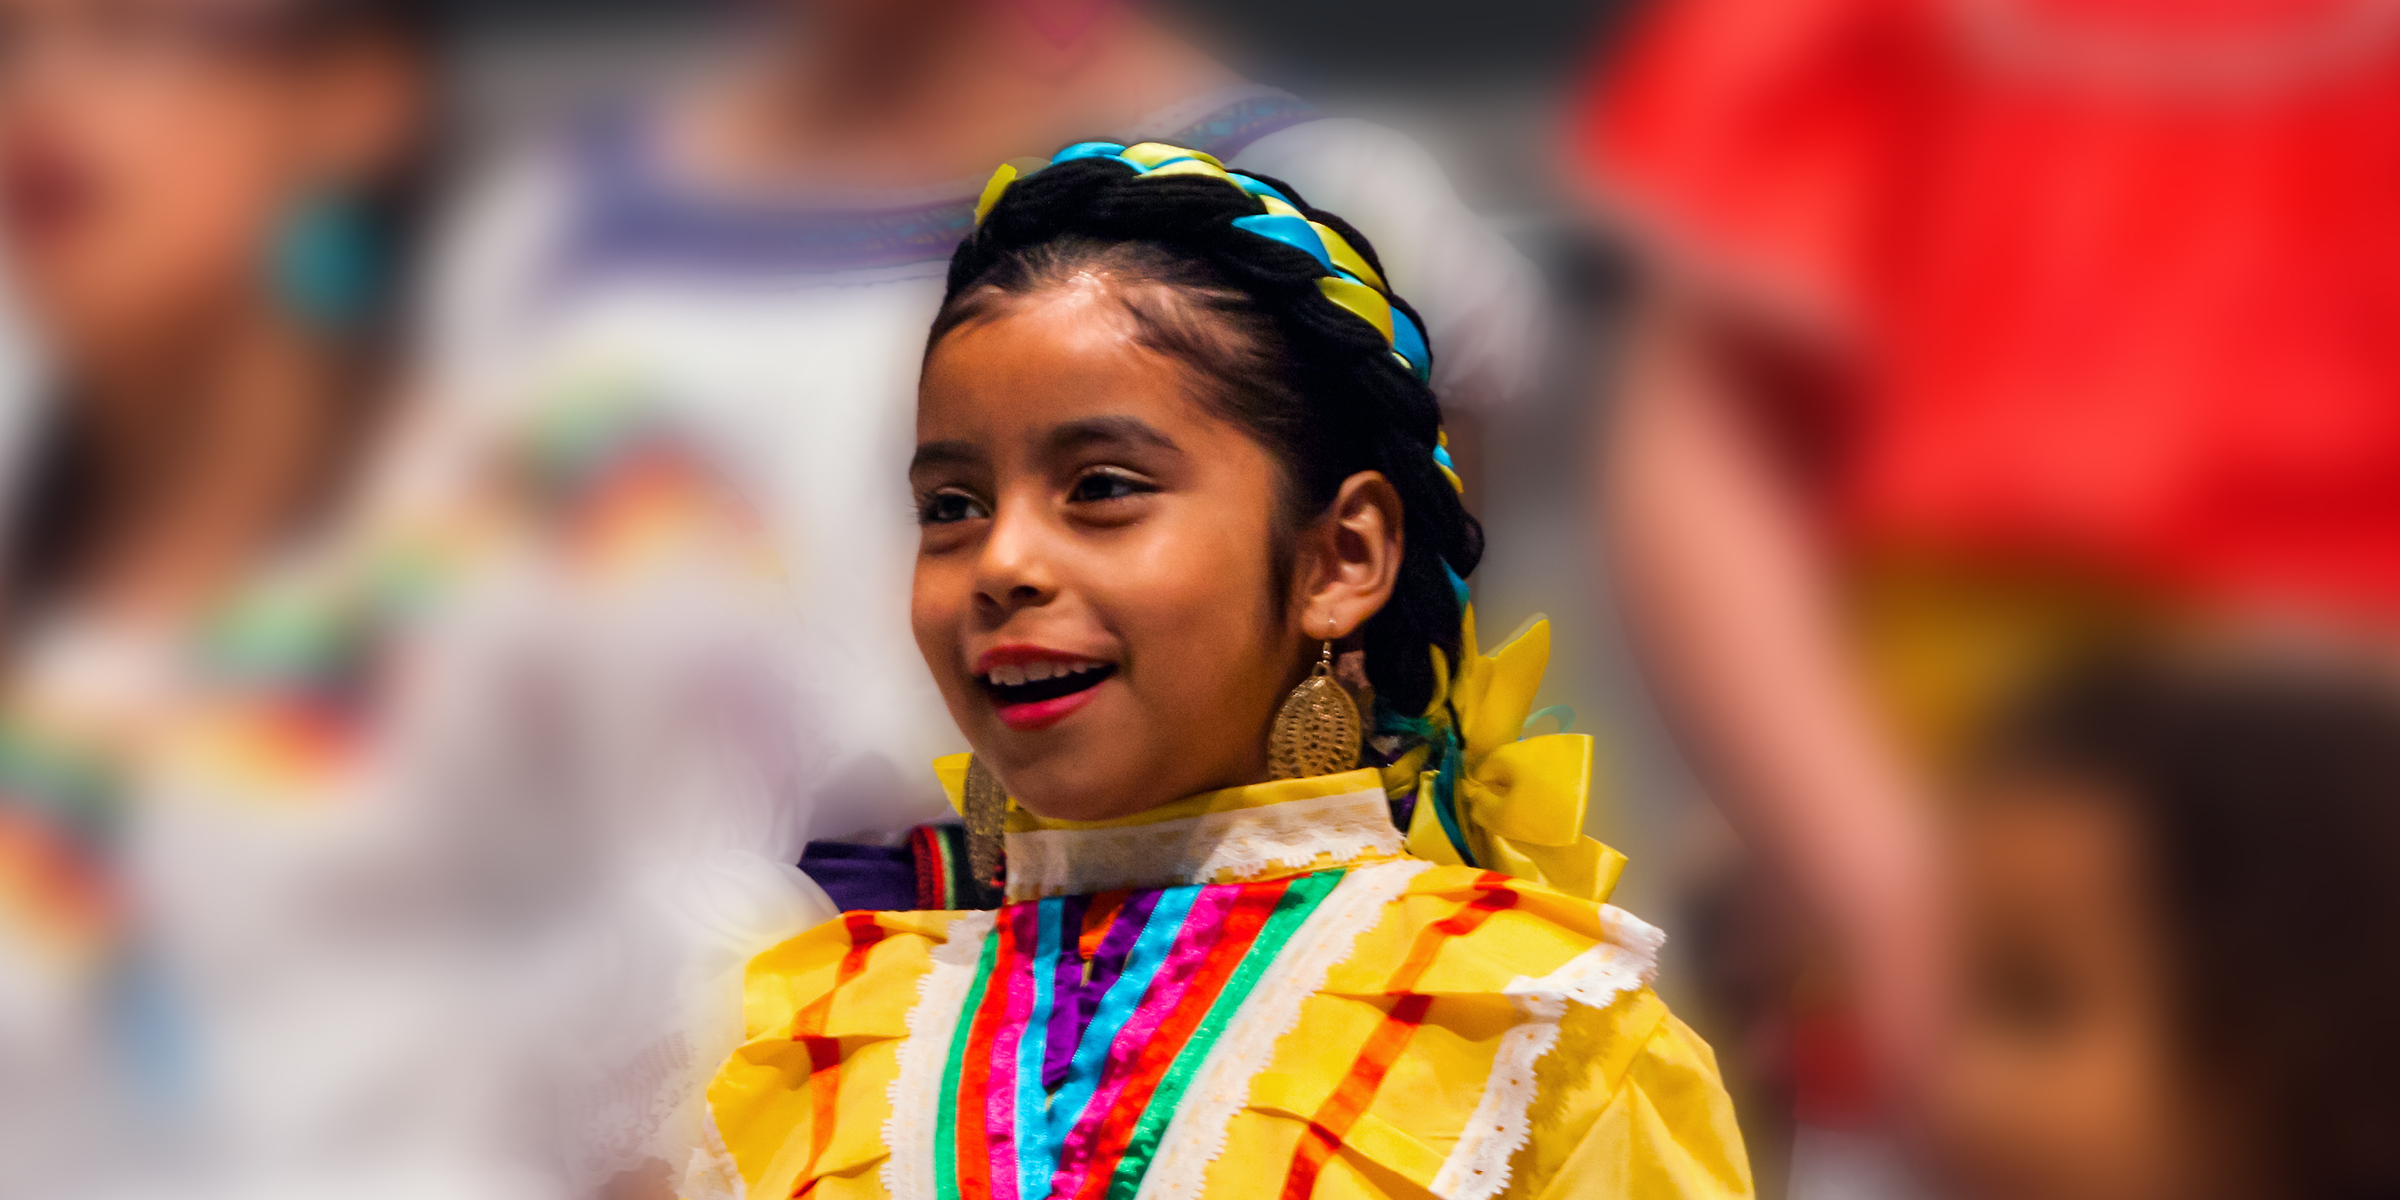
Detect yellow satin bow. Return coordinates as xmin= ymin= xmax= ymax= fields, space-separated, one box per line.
xmin=1379 ymin=608 xmax=1627 ymax=903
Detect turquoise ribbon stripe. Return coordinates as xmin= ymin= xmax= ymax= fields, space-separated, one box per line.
xmin=1048 ymin=885 xmax=1201 ymax=1140
xmin=1020 ymin=884 xmax=1202 ymax=1198
xmin=1104 ymin=869 xmax=1347 ymax=1200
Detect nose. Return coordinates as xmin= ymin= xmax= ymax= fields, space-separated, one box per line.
xmin=971 ymin=491 xmax=1059 ymax=618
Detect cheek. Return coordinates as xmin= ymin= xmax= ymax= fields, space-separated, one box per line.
xmin=1101 ymin=501 xmax=1288 ymax=710
xmin=9 ymin=88 xmax=291 ymax=338
xmin=910 ymin=550 xmax=973 ymax=687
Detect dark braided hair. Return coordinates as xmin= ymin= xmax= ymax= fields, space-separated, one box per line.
xmin=930 ymin=155 xmax=1484 ymax=720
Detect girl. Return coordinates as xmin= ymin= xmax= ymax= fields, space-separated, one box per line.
xmin=426 ymin=0 xmax=1544 ymax=863
xmin=692 ymin=144 xmax=1751 ymax=1200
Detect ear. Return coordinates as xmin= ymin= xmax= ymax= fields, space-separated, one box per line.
xmin=1294 ymin=471 xmax=1403 ymax=644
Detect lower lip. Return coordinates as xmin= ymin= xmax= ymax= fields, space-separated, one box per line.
xmin=994 ymin=679 xmax=1106 ymax=731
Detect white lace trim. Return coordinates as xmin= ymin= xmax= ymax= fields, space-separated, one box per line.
xmin=1005 ymin=788 xmax=1403 ymax=902
xmin=1134 ymin=859 xmax=1431 ymax=1200
xmin=1430 ymin=905 xmax=1666 ymax=1200
xmin=560 ymin=1029 xmax=694 ymax=1192
xmin=681 ymin=1111 xmax=746 ymax=1200
xmin=882 ymin=909 xmax=998 ymax=1200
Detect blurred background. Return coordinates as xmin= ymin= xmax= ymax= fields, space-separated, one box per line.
xmin=9 ymin=0 xmax=2400 ymax=1197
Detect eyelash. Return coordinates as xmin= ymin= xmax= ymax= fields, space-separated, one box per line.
xmin=1068 ymin=468 xmax=1155 ymax=504
xmin=915 ymin=469 xmax=1156 ymax=525
xmin=916 ymin=488 xmax=988 ymax=525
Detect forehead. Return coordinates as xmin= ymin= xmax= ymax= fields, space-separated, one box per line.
xmin=917 ymin=282 xmax=1222 ymax=442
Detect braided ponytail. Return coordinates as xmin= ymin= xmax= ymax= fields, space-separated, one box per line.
xmin=930 ymin=150 xmax=1484 ymax=721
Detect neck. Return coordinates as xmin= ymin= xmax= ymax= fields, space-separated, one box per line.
xmin=59 ymin=305 xmax=364 ymax=624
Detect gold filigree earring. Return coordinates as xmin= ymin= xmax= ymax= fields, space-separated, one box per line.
xmin=963 ymin=755 xmax=1008 ymax=891
xmin=1269 ymin=640 xmax=1362 ymax=780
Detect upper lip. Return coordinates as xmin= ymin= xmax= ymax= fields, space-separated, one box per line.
xmin=972 ymin=644 xmax=1112 ymax=688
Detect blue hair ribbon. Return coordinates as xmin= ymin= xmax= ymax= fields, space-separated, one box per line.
xmin=1229 ymin=214 xmax=1334 ymax=272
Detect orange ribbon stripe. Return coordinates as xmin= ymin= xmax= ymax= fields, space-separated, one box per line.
xmin=790 ymin=911 xmax=889 ymax=1197
xmin=1278 ymin=873 xmax=1518 ymax=1200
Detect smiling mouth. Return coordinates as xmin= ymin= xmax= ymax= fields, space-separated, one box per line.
xmin=981 ymin=660 xmax=1117 ymax=711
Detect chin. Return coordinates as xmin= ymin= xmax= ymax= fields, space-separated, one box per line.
xmin=981 ymin=737 xmax=1156 ymax=824
xmin=986 ymin=751 xmax=1122 ymax=823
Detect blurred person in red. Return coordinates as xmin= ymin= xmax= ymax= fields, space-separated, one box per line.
xmin=1937 ymin=650 xmax=2400 ymax=1200
xmin=426 ymin=0 xmax=1545 ymax=902
xmin=1570 ymin=0 xmax=2400 ymax=1189
xmin=0 ymin=2 xmax=837 ymax=1195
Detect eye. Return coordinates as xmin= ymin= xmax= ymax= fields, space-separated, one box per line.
xmin=1973 ymin=943 xmax=2082 ymax=1042
xmin=1067 ymin=468 xmax=1155 ymax=504
xmin=917 ymin=488 xmax=989 ymax=525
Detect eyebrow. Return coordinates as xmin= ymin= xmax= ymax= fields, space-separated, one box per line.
xmin=909 ymin=440 xmax=981 ymax=475
xmin=1045 ymin=416 xmax=1182 ymax=457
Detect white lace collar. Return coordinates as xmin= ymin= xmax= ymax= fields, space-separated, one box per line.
xmin=1002 ymin=770 xmax=1404 ymax=902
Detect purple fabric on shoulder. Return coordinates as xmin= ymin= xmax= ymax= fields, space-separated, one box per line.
xmin=799 ymin=840 xmax=918 ymax=913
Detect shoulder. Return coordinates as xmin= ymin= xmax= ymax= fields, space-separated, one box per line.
xmin=735 ymin=908 xmax=985 ymax=1042
xmin=1190 ymin=865 xmax=1747 ymax=1199
xmin=1357 ymin=867 xmax=1752 ymax=1199
xmin=1339 ymin=864 xmax=1666 ymax=1007
xmin=708 ymin=908 xmax=994 ymax=1198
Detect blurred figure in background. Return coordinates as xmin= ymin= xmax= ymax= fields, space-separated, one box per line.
xmin=0 ymin=0 xmax=433 ymax=1189
xmin=427 ymin=0 xmax=1544 ymax=899
xmin=1939 ymin=651 xmax=2400 ymax=1200
xmin=0 ymin=0 xmax=426 ymax=622
xmin=1571 ymin=0 xmax=2400 ymax=1191
xmin=0 ymin=1 xmax=834 ymax=1195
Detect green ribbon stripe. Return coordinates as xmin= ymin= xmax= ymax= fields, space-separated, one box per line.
xmin=1104 ymin=868 xmax=1348 ymax=1200
xmin=933 ymin=923 xmax=1003 ymax=1200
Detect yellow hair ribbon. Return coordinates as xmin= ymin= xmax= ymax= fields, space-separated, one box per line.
xmin=1316 ymin=276 xmax=1394 ymax=340
xmin=974 ymin=163 xmax=1019 ymax=225
xmin=1136 ymin=159 xmax=1238 ymax=183
xmin=1310 ymin=223 xmax=1387 ymax=292
xmin=1118 ymin=143 xmax=1223 ymax=170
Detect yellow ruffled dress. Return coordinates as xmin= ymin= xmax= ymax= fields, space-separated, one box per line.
xmin=691 ymin=619 xmax=1752 ymax=1200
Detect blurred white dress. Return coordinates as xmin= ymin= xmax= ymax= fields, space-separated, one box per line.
xmin=0 ymin=615 xmax=186 ymax=1198
xmin=104 ymin=395 xmax=836 ymax=1199
xmin=425 ymin=83 xmax=1546 ymax=844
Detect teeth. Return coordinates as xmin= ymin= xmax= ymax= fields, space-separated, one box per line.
xmin=985 ymin=660 xmax=1105 ymax=689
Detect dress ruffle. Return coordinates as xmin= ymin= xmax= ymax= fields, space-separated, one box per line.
xmin=700 ymin=865 xmax=1752 ymax=1200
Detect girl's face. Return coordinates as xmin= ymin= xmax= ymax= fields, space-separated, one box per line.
xmin=1931 ymin=782 xmax=2246 ymax=1200
xmin=0 ymin=0 xmax=418 ymax=362
xmin=912 ymin=276 xmax=1388 ymax=821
